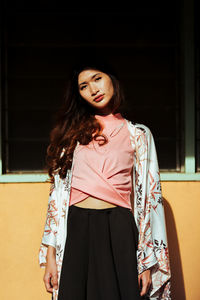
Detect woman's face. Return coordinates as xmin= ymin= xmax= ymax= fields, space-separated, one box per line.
xmin=78 ymin=69 xmax=114 ymax=114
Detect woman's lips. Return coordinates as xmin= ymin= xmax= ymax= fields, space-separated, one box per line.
xmin=94 ymin=95 xmax=104 ymax=102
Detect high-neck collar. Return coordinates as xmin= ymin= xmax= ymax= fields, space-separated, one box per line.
xmin=95 ymin=112 xmax=123 ymax=122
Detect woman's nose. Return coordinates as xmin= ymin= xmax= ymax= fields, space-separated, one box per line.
xmin=89 ymin=84 xmax=99 ymax=96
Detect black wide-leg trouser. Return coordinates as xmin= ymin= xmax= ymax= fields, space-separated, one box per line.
xmin=57 ymin=204 xmax=143 ymax=300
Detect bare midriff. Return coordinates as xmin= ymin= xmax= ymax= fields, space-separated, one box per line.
xmin=73 ymin=196 xmax=117 ymax=209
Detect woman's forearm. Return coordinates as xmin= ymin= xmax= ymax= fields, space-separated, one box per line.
xmin=47 ymin=245 xmax=56 ymax=259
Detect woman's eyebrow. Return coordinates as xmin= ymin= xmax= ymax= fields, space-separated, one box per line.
xmin=79 ymin=73 xmax=101 ymax=86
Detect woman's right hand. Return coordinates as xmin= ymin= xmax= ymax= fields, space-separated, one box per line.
xmin=43 ymin=246 xmax=58 ymax=293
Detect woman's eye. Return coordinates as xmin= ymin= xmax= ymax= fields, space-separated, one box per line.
xmin=80 ymin=85 xmax=87 ymax=90
xmin=95 ymin=77 xmax=101 ymax=81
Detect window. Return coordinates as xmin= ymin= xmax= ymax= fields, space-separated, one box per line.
xmin=195 ymin=0 xmax=200 ymax=172
xmin=0 ymin=1 xmax=199 ymax=182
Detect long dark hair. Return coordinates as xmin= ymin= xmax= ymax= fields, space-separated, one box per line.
xmin=45 ymin=59 xmax=125 ymax=183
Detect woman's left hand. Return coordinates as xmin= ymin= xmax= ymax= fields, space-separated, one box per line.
xmin=138 ymin=269 xmax=152 ymax=297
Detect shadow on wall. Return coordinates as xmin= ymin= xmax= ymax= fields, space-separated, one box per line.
xmin=163 ymin=197 xmax=186 ymax=300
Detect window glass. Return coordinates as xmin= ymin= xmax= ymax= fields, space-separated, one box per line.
xmin=1 ymin=2 xmax=181 ymax=173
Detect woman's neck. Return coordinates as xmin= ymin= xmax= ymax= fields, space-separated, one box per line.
xmin=95 ymin=112 xmax=122 ymax=122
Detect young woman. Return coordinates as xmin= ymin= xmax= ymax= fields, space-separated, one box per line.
xmin=38 ymin=59 xmax=171 ymax=300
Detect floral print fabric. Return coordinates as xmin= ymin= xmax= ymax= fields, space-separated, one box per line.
xmin=38 ymin=120 xmax=171 ymax=300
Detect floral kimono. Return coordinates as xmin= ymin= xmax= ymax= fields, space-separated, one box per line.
xmin=38 ymin=119 xmax=171 ymax=300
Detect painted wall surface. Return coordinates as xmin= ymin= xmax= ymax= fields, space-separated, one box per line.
xmin=0 ymin=181 xmax=199 ymax=300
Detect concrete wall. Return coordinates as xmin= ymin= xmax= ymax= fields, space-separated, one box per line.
xmin=0 ymin=181 xmax=199 ymax=300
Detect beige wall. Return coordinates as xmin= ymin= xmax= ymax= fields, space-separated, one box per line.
xmin=0 ymin=181 xmax=199 ymax=300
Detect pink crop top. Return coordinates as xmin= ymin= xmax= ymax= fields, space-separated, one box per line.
xmin=69 ymin=112 xmax=135 ymax=209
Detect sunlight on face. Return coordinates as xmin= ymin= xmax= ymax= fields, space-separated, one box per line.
xmin=78 ymin=69 xmax=114 ymax=114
